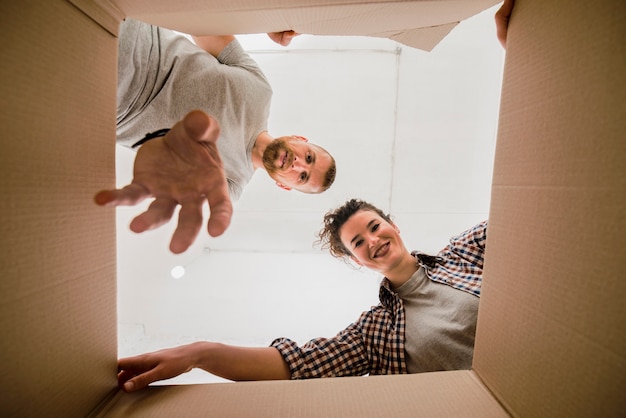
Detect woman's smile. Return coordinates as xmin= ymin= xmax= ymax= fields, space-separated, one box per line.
xmin=373 ymin=242 xmax=390 ymax=258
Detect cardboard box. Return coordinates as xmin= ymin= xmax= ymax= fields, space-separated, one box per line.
xmin=1 ymin=0 xmax=624 ymax=417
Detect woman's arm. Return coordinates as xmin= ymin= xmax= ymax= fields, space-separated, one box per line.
xmin=447 ymin=221 xmax=488 ymax=269
xmin=118 ymin=342 xmax=290 ymax=392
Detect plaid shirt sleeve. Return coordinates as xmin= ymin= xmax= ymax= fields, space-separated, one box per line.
xmin=270 ymin=301 xmax=407 ymax=379
xmin=447 ymin=220 xmax=488 ymax=270
xmin=270 ymin=317 xmax=371 ymax=379
xmin=421 ymin=220 xmax=488 ymax=297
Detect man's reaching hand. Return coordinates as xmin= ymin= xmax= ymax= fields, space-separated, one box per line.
xmin=94 ymin=110 xmax=233 ymax=253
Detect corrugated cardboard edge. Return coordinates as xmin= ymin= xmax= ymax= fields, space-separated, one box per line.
xmin=68 ymin=0 xmax=123 ymax=35
xmin=88 ymin=388 xmax=124 ymax=418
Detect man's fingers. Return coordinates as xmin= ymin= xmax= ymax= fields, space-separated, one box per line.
xmin=129 ymin=198 xmax=177 ymax=233
xmin=205 ymin=186 xmax=233 ymax=238
xmin=169 ymin=199 xmax=204 ymax=254
xmin=96 ymin=110 xmax=229 ymax=253
xmin=94 ymin=184 xmax=150 ymax=206
xmin=182 ymin=110 xmax=221 ymax=145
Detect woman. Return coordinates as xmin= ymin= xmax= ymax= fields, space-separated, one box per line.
xmin=118 ymin=199 xmax=487 ymax=391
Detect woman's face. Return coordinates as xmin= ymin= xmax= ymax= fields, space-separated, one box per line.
xmin=338 ymin=209 xmax=405 ymax=274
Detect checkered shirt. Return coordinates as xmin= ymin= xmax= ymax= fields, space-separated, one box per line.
xmin=271 ymin=221 xmax=487 ymax=379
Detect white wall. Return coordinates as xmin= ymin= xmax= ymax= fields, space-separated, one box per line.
xmin=117 ymin=4 xmax=505 ymax=384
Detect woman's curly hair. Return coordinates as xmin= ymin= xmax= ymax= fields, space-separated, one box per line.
xmin=316 ymin=198 xmax=392 ymax=260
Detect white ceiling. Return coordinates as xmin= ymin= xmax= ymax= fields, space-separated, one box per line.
xmin=116 ymin=5 xmax=504 ymax=384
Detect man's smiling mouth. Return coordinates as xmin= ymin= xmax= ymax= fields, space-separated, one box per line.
xmin=280 ymin=151 xmax=292 ymax=169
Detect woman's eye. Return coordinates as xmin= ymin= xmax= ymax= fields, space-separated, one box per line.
xmin=372 ymin=223 xmax=379 ymax=232
xmin=354 ymin=239 xmax=363 ymax=248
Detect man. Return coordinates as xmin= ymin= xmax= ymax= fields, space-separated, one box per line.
xmin=95 ymin=19 xmax=336 ymax=253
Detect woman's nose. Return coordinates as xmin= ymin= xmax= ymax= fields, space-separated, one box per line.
xmin=367 ymin=234 xmax=379 ymax=247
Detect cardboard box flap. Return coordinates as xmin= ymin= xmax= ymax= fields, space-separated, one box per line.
xmin=68 ymin=0 xmax=123 ymax=35
xmin=96 ymin=371 xmax=509 ymax=417
xmin=111 ymin=0 xmax=500 ymax=51
xmin=372 ymin=22 xmax=459 ymax=52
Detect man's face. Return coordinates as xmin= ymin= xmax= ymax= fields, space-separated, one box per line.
xmin=263 ymin=136 xmax=333 ymax=193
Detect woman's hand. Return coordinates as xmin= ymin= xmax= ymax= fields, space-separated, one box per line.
xmin=118 ymin=344 xmax=201 ymax=392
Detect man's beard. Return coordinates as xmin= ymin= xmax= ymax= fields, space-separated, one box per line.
xmin=263 ymin=139 xmax=291 ymax=175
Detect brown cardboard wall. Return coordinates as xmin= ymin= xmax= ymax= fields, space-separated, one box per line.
xmin=0 ymin=1 xmax=118 ymax=416
xmin=97 ymin=371 xmax=509 ymax=417
xmin=474 ymin=0 xmax=626 ymax=417
xmin=112 ymin=0 xmax=500 ymax=51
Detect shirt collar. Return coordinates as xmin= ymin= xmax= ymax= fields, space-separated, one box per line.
xmin=378 ymin=278 xmax=398 ymax=308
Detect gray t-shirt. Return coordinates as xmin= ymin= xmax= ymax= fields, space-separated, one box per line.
xmin=116 ymin=18 xmax=273 ymax=200
xmin=395 ymin=266 xmax=479 ymax=373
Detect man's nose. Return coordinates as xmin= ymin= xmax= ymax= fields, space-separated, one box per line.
xmin=291 ymin=157 xmax=304 ymax=170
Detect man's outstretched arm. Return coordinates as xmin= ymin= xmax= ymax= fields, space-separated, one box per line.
xmin=94 ymin=110 xmax=233 ymax=253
